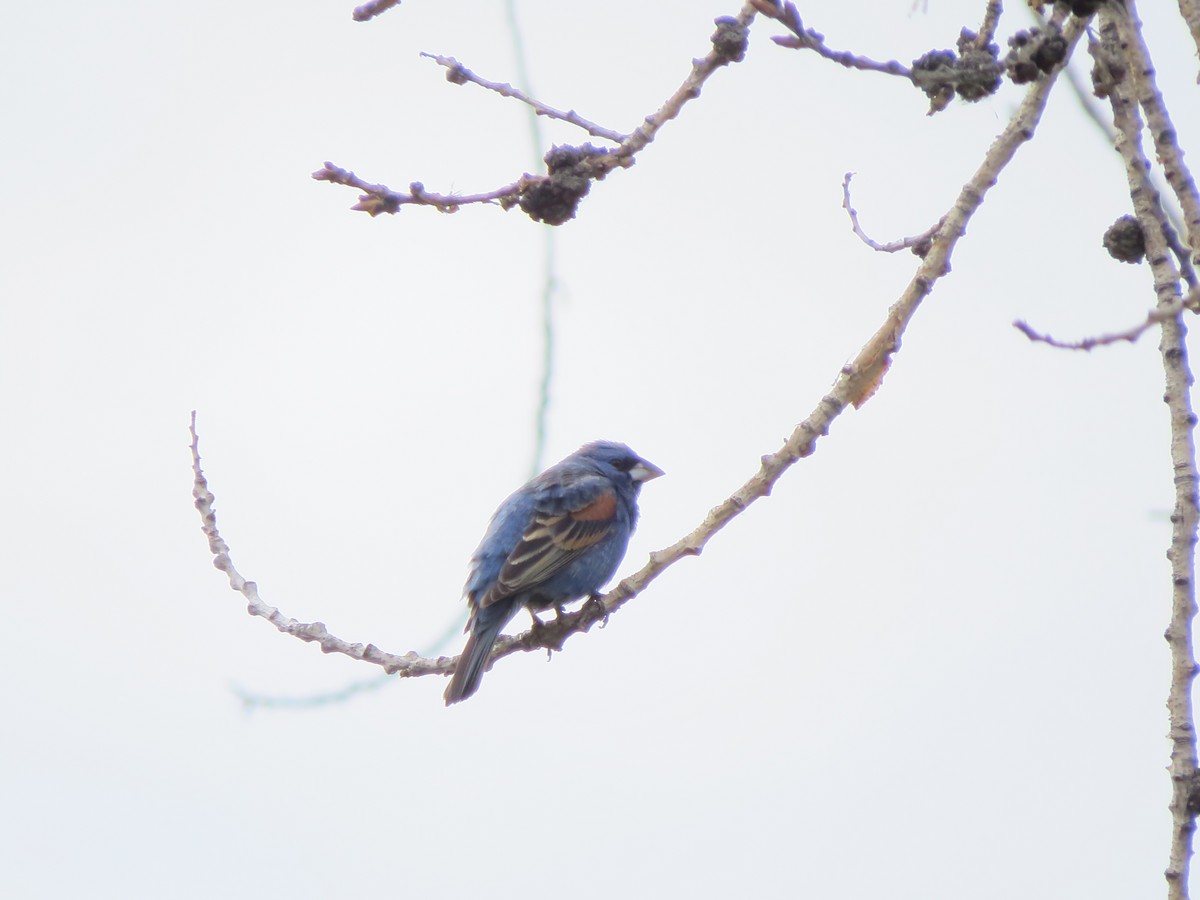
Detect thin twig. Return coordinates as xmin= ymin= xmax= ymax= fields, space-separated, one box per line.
xmin=198 ymin=17 xmax=1084 ymax=685
xmin=1098 ymin=6 xmax=1199 ymax=897
xmin=841 ymin=172 xmax=945 ymax=254
xmin=756 ymin=0 xmax=1010 ymax=115
xmin=614 ymin=6 xmax=756 ymax=161
xmin=973 ymin=0 xmax=1004 ymax=51
xmin=420 ymin=52 xmax=629 ymax=144
xmin=752 ymin=0 xmax=912 ymax=77
xmin=319 ymin=5 xmax=759 ymax=218
xmin=351 ymin=0 xmax=400 ymax=23
xmin=190 ymin=412 xmax=447 ymax=678
xmin=1014 ymin=300 xmax=1183 ymax=350
xmin=311 ymin=162 xmax=527 ymax=215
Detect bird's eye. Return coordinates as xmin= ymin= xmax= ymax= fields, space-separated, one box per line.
xmin=612 ymin=457 xmax=636 ymax=472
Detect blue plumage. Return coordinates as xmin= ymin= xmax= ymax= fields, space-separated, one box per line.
xmin=444 ymin=441 xmax=663 ymax=705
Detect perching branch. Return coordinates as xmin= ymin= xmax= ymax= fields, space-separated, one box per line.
xmin=1097 ymin=5 xmax=1200 ymax=897
xmin=316 ymin=6 xmax=757 ymax=224
xmin=195 ymin=14 xmax=1084 ymax=685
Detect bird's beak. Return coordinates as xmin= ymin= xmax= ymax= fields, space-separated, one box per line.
xmin=629 ymin=458 xmax=665 ymax=483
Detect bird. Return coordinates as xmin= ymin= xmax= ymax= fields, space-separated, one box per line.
xmin=444 ymin=440 xmax=664 ymax=705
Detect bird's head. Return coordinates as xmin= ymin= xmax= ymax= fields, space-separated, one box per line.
xmin=574 ymin=440 xmax=664 ymax=486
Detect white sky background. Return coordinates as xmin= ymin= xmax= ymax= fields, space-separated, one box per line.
xmin=3 ymin=0 xmax=1199 ymax=897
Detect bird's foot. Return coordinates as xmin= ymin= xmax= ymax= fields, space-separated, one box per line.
xmin=527 ymin=609 xmax=547 ymax=643
xmin=527 ymin=611 xmax=559 ymax=659
xmin=586 ymin=593 xmax=610 ymax=628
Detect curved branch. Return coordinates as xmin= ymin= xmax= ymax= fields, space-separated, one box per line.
xmin=193 ymin=17 xmax=1084 ymax=687
xmin=1014 ymin=299 xmax=1185 ymax=351
xmin=841 ymin=172 xmax=944 ymax=255
xmin=189 ymin=412 xmax=443 ymax=677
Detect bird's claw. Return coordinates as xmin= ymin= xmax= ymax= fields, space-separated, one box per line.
xmin=587 ymin=593 xmax=610 ymax=628
xmin=532 ymin=617 xmax=556 ymax=661
xmin=527 ymin=611 xmax=547 ymax=642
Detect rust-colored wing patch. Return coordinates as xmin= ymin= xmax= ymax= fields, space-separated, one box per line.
xmin=571 ymin=489 xmax=617 ymax=522
xmin=480 ymin=487 xmax=618 ymax=607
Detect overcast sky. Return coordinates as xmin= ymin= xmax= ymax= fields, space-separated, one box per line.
xmin=4 ymin=1 xmax=1200 ymax=898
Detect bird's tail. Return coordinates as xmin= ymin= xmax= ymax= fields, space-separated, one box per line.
xmin=444 ymin=603 xmax=510 ymax=705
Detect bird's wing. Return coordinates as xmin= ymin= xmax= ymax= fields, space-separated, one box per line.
xmin=479 ymin=474 xmax=617 ymax=608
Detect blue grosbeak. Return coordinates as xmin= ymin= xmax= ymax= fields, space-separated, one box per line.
xmin=444 ymin=441 xmax=664 ymax=705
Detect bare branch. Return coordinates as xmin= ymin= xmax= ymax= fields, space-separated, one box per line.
xmin=190 ymin=412 xmax=447 ymax=678
xmin=1170 ymin=228 xmax=1200 ymax=294
xmin=1085 ymin=26 xmax=1197 ymax=290
xmin=613 ymin=9 xmax=753 ymax=161
xmin=756 ymin=0 xmax=1017 ymax=115
xmin=312 ymin=162 xmax=527 ymax=215
xmin=973 ymin=0 xmax=1004 ymax=52
xmin=420 ymin=52 xmax=629 ymax=144
xmin=1176 ymin=0 xmax=1200 ymax=80
xmin=351 ymin=0 xmax=400 ymax=23
xmin=1110 ymin=2 xmax=1200 ymax=270
xmin=752 ymin=0 xmax=912 ymax=78
xmin=317 ymin=6 xmax=758 ymax=221
xmin=1013 ymin=299 xmax=1184 ymax=351
xmin=190 ymin=415 xmax=446 ymax=676
xmin=841 ymin=172 xmax=944 ymax=255
xmin=1097 ymin=5 xmax=1199 ymax=896
xmin=198 ymin=17 xmax=1084 ymax=687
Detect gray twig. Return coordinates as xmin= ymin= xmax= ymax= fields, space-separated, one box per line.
xmin=420 ymin=52 xmax=629 ymax=144
xmin=1014 ymin=300 xmax=1183 ymax=351
xmin=351 ymin=0 xmax=399 ymax=23
xmin=312 ymin=163 xmax=526 ymax=215
xmin=752 ymin=0 xmax=912 ymax=77
xmin=841 ymin=172 xmax=944 ymax=255
xmin=318 ymin=4 xmax=760 ymax=219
